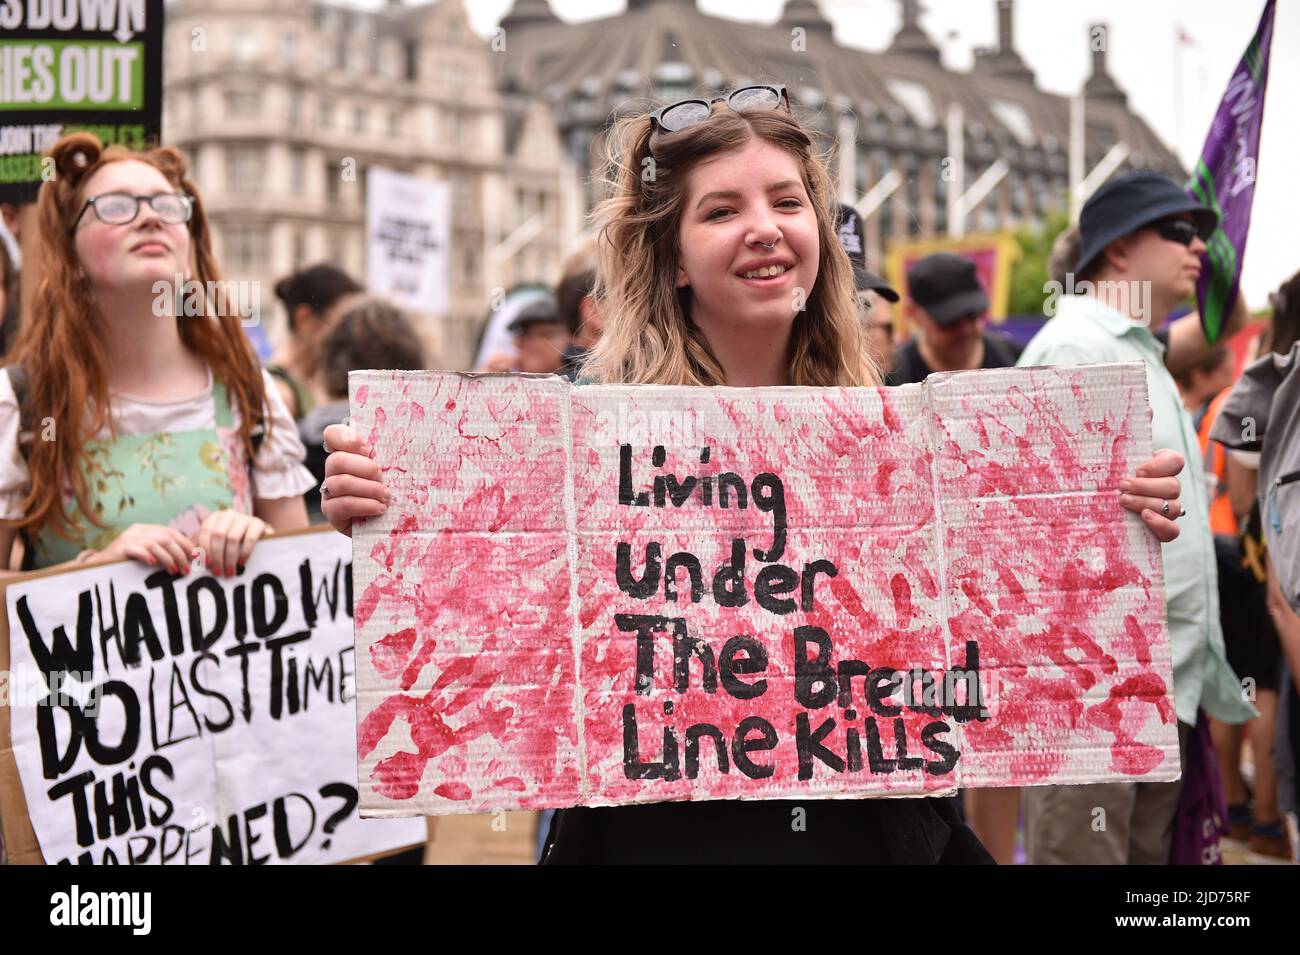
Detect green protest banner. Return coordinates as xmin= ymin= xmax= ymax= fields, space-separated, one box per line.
xmin=0 ymin=0 xmax=162 ymax=201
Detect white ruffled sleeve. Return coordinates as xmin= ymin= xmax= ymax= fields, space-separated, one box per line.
xmin=251 ymin=368 xmax=318 ymax=500
xmin=0 ymin=369 xmax=31 ymax=521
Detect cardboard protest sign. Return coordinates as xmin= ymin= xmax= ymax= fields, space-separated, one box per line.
xmin=350 ymin=364 xmax=1179 ymax=817
xmin=0 ymin=0 xmax=164 ymax=202
xmin=0 ymin=527 xmax=425 ymax=864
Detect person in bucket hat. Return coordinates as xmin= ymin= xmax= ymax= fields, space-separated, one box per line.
xmin=1018 ymin=169 xmax=1257 ymax=865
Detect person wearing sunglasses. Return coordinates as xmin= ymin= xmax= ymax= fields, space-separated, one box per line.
xmin=320 ymin=89 xmax=1188 ymax=864
xmin=1018 ymin=169 xmax=1258 ymax=865
xmin=0 ymin=131 xmax=314 ymax=577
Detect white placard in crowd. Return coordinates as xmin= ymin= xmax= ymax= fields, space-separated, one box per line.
xmin=365 ymin=166 xmax=451 ymax=315
xmin=3 ymin=528 xmax=425 ymax=864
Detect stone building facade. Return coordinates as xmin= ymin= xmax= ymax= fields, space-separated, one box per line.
xmin=164 ymin=0 xmax=579 ymax=369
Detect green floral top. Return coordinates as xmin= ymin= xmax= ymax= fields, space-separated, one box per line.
xmin=0 ymin=366 xmax=316 ymax=569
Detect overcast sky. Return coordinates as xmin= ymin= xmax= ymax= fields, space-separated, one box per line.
xmin=457 ymin=0 xmax=1295 ymax=306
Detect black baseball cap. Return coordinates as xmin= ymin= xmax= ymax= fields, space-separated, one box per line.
xmin=833 ymin=202 xmax=899 ymax=302
xmin=506 ymin=297 xmax=562 ymax=334
xmin=853 ymin=266 xmax=900 ymax=302
xmin=1075 ymin=170 xmax=1218 ymax=275
xmin=906 ymin=252 xmax=989 ymax=325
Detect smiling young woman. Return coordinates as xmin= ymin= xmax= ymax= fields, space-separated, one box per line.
xmin=0 ymin=132 xmax=314 ymax=578
xmin=582 ymin=93 xmax=872 ymax=391
xmin=319 ymin=88 xmax=1189 ymax=864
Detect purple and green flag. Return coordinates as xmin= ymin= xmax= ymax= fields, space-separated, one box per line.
xmin=1186 ymin=0 xmax=1275 ymax=343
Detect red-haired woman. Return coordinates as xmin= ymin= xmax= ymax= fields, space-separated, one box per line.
xmin=0 ymin=132 xmax=313 ymax=576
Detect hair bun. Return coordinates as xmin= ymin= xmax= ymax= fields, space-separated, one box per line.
xmin=49 ymin=132 xmax=104 ymax=184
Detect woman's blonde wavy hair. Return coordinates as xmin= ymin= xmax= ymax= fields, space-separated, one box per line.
xmin=582 ymin=99 xmax=878 ymax=387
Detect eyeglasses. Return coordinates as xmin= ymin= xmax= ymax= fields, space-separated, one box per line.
xmin=71 ymin=192 xmax=194 ymax=233
xmin=650 ymin=85 xmax=790 ymax=135
xmin=1149 ymin=217 xmax=1203 ymax=248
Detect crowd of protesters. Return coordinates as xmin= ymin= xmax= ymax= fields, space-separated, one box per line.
xmin=1 ymin=80 xmax=1297 ymax=864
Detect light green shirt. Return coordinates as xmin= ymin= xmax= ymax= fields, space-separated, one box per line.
xmin=1019 ymin=294 xmax=1256 ymax=726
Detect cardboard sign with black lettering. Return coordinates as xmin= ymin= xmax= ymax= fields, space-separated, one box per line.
xmin=0 ymin=527 xmax=425 ymax=864
xmin=0 ymin=0 xmax=164 ymax=202
xmin=350 ymin=364 xmax=1180 ymax=817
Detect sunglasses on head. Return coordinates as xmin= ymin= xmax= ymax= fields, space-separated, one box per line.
xmin=1149 ymin=217 xmax=1204 ymax=247
xmin=650 ymin=85 xmax=790 ymax=135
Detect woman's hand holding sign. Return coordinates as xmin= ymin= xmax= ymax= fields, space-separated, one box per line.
xmin=1121 ymin=449 xmax=1185 ymax=543
xmin=321 ymin=424 xmax=390 ymax=537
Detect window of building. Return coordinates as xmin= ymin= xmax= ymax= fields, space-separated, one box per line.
xmin=449 ymin=173 xmax=472 ymax=219
xmin=566 ymin=128 xmax=593 ymax=170
xmin=878 ymin=153 xmax=896 ymax=244
xmin=1009 ymin=172 xmax=1026 ymax=219
xmin=353 ymin=108 xmax=366 ymax=133
xmin=166 ymin=96 xmax=183 ymax=132
xmin=462 ymin=246 xmax=478 ymax=286
xmin=902 ymin=153 xmax=921 ymax=237
xmin=233 ymin=34 xmax=258 ymax=64
xmin=403 ymin=40 xmax=419 ymax=81
xmin=282 ymin=33 xmax=297 ymax=65
xmin=989 ymin=100 xmax=1036 ymax=147
xmin=223 ymin=227 xmax=267 ymax=271
xmin=884 ymin=78 xmax=936 ymax=128
xmin=292 ymin=229 xmax=306 ymax=268
xmin=514 ymin=186 xmax=527 ymax=226
xmin=225 ymin=146 xmax=265 ymax=195
xmin=225 ymin=89 xmax=261 ymax=118
xmin=287 ymin=89 xmax=301 ymax=128
xmin=381 ymin=46 xmax=400 ymax=80
xmin=932 ymin=156 xmax=949 ymax=233
xmin=1029 ymin=173 xmax=1051 ymax=214
xmin=319 ymin=100 xmax=334 ymax=129
xmin=448 ymin=111 xmax=466 ymax=146
xmin=290 ymin=147 xmax=306 ymax=196
xmin=871 ymin=148 xmax=891 ymax=182
xmin=387 ymin=111 xmax=400 ymax=137
xmin=325 ymin=160 xmax=340 ymax=202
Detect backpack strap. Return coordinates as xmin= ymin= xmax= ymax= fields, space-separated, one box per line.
xmin=7 ymin=361 xmax=37 ymax=461
xmin=6 ymin=362 xmax=40 ymax=570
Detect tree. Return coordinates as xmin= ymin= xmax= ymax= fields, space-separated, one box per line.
xmin=1008 ymin=208 xmax=1071 ymax=316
